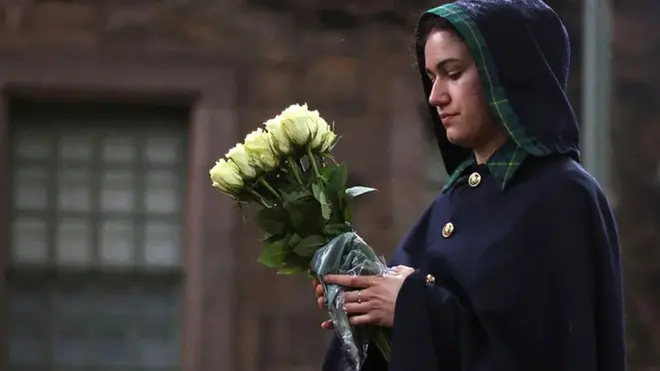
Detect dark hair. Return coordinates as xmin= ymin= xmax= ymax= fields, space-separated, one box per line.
xmin=414 ymin=14 xmax=462 ymax=52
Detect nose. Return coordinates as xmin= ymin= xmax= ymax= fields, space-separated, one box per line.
xmin=428 ymin=80 xmax=450 ymax=108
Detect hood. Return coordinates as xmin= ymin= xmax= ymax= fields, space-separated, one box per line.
xmin=415 ymin=0 xmax=579 ymax=175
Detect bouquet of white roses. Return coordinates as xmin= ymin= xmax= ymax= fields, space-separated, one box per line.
xmin=209 ymin=103 xmax=391 ymax=370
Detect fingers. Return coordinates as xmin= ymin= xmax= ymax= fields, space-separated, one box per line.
xmin=321 ymin=319 xmax=334 ymax=330
xmin=313 ymin=279 xmax=325 ymax=309
xmin=348 ymin=313 xmax=375 ymax=326
xmin=343 ymin=301 xmax=370 ymax=314
xmin=388 ymin=265 xmax=414 ymax=275
xmin=342 ymin=289 xmax=369 ymax=304
xmin=324 ymin=274 xmax=377 ymax=289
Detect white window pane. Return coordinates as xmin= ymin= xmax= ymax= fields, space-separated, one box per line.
xmin=52 ymin=320 xmax=89 ymax=366
xmin=11 ymin=218 xmax=49 ymax=264
xmin=13 ymin=167 xmax=49 ymax=211
xmin=58 ymin=168 xmax=92 ymax=211
xmin=102 ymin=136 xmax=135 ymax=162
xmin=144 ymin=222 xmax=181 ymax=267
xmin=56 ymin=220 xmax=92 ymax=266
xmin=145 ymin=170 xmax=180 ymax=214
xmin=59 ymin=135 xmax=94 ymax=161
xmin=100 ymin=170 xmax=135 ymax=212
xmin=15 ymin=133 xmax=51 ymax=159
xmin=145 ymin=136 xmax=182 ymax=164
xmin=100 ymin=221 xmax=135 ymax=266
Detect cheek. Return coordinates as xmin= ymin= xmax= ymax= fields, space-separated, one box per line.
xmin=449 ymin=80 xmax=488 ymax=135
xmin=457 ymin=75 xmax=486 ymax=108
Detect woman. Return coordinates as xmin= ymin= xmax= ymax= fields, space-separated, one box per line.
xmin=314 ymin=1 xmax=626 ymax=370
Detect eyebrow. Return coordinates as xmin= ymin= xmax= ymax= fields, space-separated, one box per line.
xmin=425 ymin=58 xmax=461 ymax=73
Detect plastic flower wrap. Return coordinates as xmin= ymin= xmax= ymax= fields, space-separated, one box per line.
xmin=209 ymin=103 xmax=390 ymax=370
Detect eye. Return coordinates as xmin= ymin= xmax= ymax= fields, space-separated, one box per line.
xmin=447 ymin=71 xmax=462 ymax=80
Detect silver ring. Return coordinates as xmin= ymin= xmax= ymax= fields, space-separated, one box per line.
xmin=357 ymin=290 xmax=362 ymax=304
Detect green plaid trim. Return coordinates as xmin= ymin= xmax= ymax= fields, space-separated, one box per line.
xmin=441 ymin=139 xmax=527 ymax=192
xmin=427 ymin=3 xmax=551 ymax=192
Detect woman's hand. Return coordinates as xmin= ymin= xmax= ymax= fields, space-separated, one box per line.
xmin=323 ymin=265 xmax=416 ymax=328
xmin=312 ymin=279 xmax=335 ymax=330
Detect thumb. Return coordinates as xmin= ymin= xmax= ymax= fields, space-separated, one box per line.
xmin=321 ymin=320 xmax=335 ymax=330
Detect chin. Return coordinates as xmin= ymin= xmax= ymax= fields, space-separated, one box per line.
xmin=445 ymin=130 xmax=471 ymax=148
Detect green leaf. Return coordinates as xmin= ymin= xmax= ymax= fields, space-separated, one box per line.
xmin=312 ymin=182 xmax=332 ymax=220
xmin=294 ymin=234 xmax=327 ymax=257
xmin=260 ymin=233 xmax=285 ymax=244
xmin=287 ymin=233 xmax=302 ymax=248
xmin=318 ymin=166 xmax=334 ymax=182
xmin=325 ymin=223 xmax=350 ymax=237
xmin=344 ymin=202 xmax=352 ymax=222
xmin=284 ymin=195 xmax=325 ymax=235
xmin=326 ymin=164 xmax=348 ymax=198
xmin=277 ymin=267 xmax=303 ymax=275
xmin=281 ymin=189 xmax=310 ymax=203
xmin=255 ymin=206 xmax=289 ymax=235
xmin=257 ymin=238 xmax=288 ymax=268
xmin=277 ymin=264 xmax=307 ymax=275
xmin=277 ymin=254 xmax=311 ymax=275
xmin=322 ymin=164 xmax=349 ymax=223
xmin=345 ymin=186 xmax=378 ymax=199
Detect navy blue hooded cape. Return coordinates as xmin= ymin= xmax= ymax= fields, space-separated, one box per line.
xmin=322 ymin=1 xmax=626 ymax=370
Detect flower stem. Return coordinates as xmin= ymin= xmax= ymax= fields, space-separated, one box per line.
xmin=323 ymin=153 xmax=339 ymax=165
xmin=372 ymin=328 xmax=391 ymax=361
xmin=248 ymin=189 xmax=270 ymax=208
xmin=306 ymin=147 xmax=321 ymax=179
xmin=260 ymin=178 xmax=281 ymax=200
xmin=288 ymin=156 xmax=304 ymax=185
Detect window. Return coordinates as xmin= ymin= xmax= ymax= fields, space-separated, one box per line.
xmin=6 ymin=101 xmax=188 ymax=371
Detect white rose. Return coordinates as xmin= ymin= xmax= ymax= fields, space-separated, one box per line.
xmin=209 ymin=158 xmax=244 ymax=196
xmin=265 ymin=117 xmax=292 ymax=156
xmin=279 ymin=103 xmax=315 ymax=147
xmin=309 ymin=115 xmax=331 ymax=151
xmin=226 ymin=143 xmax=257 ymax=179
xmin=244 ymin=128 xmax=279 ymax=171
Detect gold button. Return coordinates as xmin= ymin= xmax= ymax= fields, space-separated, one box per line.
xmin=442 ymin=222 xmax=454 ymax=238
xmin=425 ymin=274 xmax=436 ymax=286
xmin=468 ymin=172 xmax=481 ymax=187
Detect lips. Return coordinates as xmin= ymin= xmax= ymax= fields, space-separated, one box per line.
xmin=440 ymin=113 xmax=458 ymax=124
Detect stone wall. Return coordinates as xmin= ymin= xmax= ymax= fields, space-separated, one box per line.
xmin=0 ymin=1 xmax=434 ymax=370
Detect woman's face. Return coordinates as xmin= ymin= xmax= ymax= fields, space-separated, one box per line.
xmin=424 ymin=29 xmax=501 ymax=149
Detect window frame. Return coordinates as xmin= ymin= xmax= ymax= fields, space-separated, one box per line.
xmin=0 ymin=53 xmax=239 ymax=371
